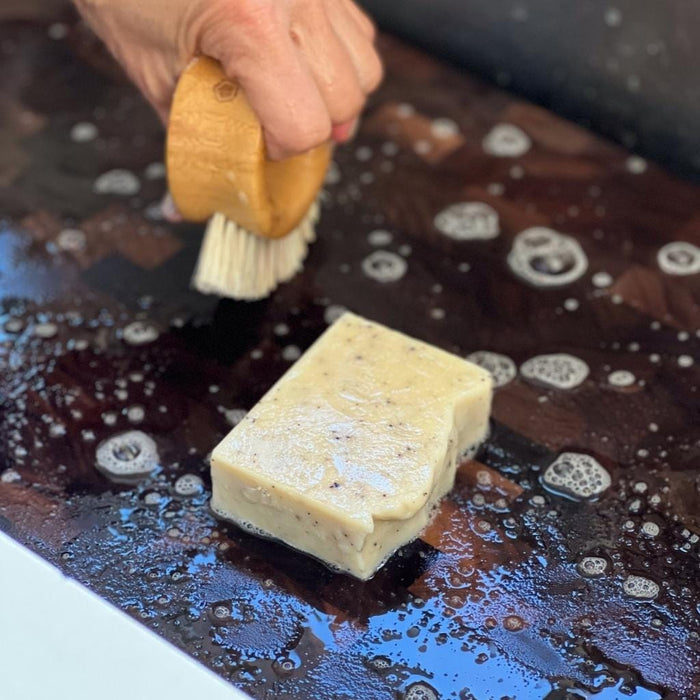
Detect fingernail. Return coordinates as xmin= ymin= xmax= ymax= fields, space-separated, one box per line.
xmin=331 ymin=118 xmax=360 ymax=144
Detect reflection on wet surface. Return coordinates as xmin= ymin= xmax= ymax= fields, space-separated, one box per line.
xmin=1 ymin=4 xmax=699 ymax=699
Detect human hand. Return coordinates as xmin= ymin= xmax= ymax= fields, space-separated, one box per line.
xmin=73 ymin=0 xmax=383 ymax=159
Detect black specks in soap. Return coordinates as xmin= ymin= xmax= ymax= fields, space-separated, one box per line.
xmin=330 ymin=482 xmax=340 ymax=489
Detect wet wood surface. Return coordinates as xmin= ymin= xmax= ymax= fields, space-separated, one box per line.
xmin=0 ymin=4 xmax=698 ymax=699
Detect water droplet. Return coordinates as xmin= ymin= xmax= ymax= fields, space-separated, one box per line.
xmin=282 ymin=345 xmax=301 ymax=361
xmin=126 ymin=405 xmax=145 ymax=423
xmin=604 ymin=7 xmax=623 ymax=27
xmin=324 ymin=304 xmax=348 ymax=325
xmin=355 ymin=146 xmax=373 ymax=162
xmin=678 ymin=355 xmax=694 ymax=368
xmin=324 ymin=161 xmax=341 ymax=185
xmin=70 ymin=122 xmax=98 ymax=142
xmin=626 ymin=155 xmax=647 ymax=173
xmin=48 ymin=22 xmax=68 ymax=39
xmin=592 ymin=271 xmax=613 ymax=288
xmin=144 ymin=162 xmax=166 ymax=179
xmin=223 ymin=408 xmax=247 ymax=426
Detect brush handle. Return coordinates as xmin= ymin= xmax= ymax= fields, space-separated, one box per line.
xmin=166 ymin=57 xmax=331 ymax=239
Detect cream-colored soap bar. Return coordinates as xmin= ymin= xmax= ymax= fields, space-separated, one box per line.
xmin=211 ymin=313 xmax=492 ymax=579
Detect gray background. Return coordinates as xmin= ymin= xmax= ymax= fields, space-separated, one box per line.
xmin=360 ymin=0 xmax=700 ymax=181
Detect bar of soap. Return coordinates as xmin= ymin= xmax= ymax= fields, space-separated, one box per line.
xmin=211 ymin=313 xmax=493 ymax=579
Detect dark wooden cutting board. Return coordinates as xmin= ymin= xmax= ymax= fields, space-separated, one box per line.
xmin=0 ymin=4 xmax=698 ymax=699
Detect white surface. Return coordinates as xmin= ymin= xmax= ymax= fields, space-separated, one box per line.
xmin=0 ymin=531 xmax=249 ymax=700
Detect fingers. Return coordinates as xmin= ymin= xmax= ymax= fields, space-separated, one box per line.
xmin=331 ymin=118 xmax=358 ymax=143
xmin=341 ymin=0 xmax=377 ymax=41
xmin=289 ymin=0 xmax=365 ymax=126
xmin=326 ymin=0 xmax=383 ymax=94
xmin=199 ymin=0 xmax=382 ymax=159
xmin=203 ymin=2 xmax=332 ymax=160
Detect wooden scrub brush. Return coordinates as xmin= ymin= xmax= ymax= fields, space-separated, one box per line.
xmin=166 ymin=57 xmax=332 ymax=300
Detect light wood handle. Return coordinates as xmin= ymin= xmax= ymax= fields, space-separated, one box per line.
xmin=166 ymin=57 xmax=331 ymax=239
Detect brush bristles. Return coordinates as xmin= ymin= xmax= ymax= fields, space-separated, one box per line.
xmin=192 ymin=201 xmax=320 ymax=301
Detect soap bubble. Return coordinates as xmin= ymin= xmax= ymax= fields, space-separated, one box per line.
xmin=70 ymin=122 xmax=98 ymax=142
xmin=577 ymin=556 xmax=608 ymax=577
xmin=657 ymin=241 xmax=700 ymax=276
xmin=93 ymin=169 xmax=141 ymax=196
xmin=520 ymin=353 xmax=589 ymax=389
xmin=361 ymin=251 xmax=407 ymax=283
xmin=56 ymin=228 xmax=86 ymax=252
xmin=431 ymin=118 xmax=460 ymax=139
xmin=483 ymin=123 xmax=531 ymax=157
xmin=543 ymin=452 xmax=611 ymax=500
xmin=626 ymin=156 xmax=647 ymax=174
xmin=623 ymin=575 xmax=659 ymax=601
xmin=4 ymin=318 xmax=24 ymax=333
xmin=608 ymin=370 xmax=635 ymax=387
xmin=282 ymin=345 xmax=301 ymax=361
xmin=122 ymin=321 xmax=159 ymax=346
xmin=174 ymin=474 xmax=204 ymax=496
xmin=404 ymin=682 xmax=439 ymax=700
xmin=368 ymin=229 xmax=393 ymax=246
xmin=503 ymin=615 xmax=525 ymax=631
xmin=324 ymin=304 xmax=348 ymax=325
xmin=508 ymin=227 xmax=588 ymax=287
xmin=592 ymin=271 xmax=613 ymax=288
xmin=223 ymin=408 xmax=247 ymax=426
xmin=1 ymin=469 xmax=21 ymax=484
xmin=434 ymin=202 xmax=500 ymax=241
xmin=32 ymin=323 xmax=58 ymax=339
xmin=95 ymin=431 xmax=159 ymax=482
xmin=641 ymin=521 xmax=660 ymax=537
xmin=678 ymin=355 xmax=694 ymax=368
xmin=144 ymin=162 xmax=166 ymax=180
xmin=467 ymin=351 xmax=516 ymax=388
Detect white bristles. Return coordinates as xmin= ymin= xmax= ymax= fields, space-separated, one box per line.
xmin=192 ymin=200 xmax=320 ymax=301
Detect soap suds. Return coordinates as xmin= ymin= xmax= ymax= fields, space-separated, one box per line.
xmin=96 ymin=431 xmax=159 ymax=481
xmin=467 ymin=351 xmax=516 ymax=388
xmin=520 ymin=353 xmax=589 ymax=389
xmin=434 ymin=202 xmax=500 ymax=241
xmin=508 ymin=227 xmax=588 ymax=287
xmin=483 ymin=123 xmax=531 ymax=157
